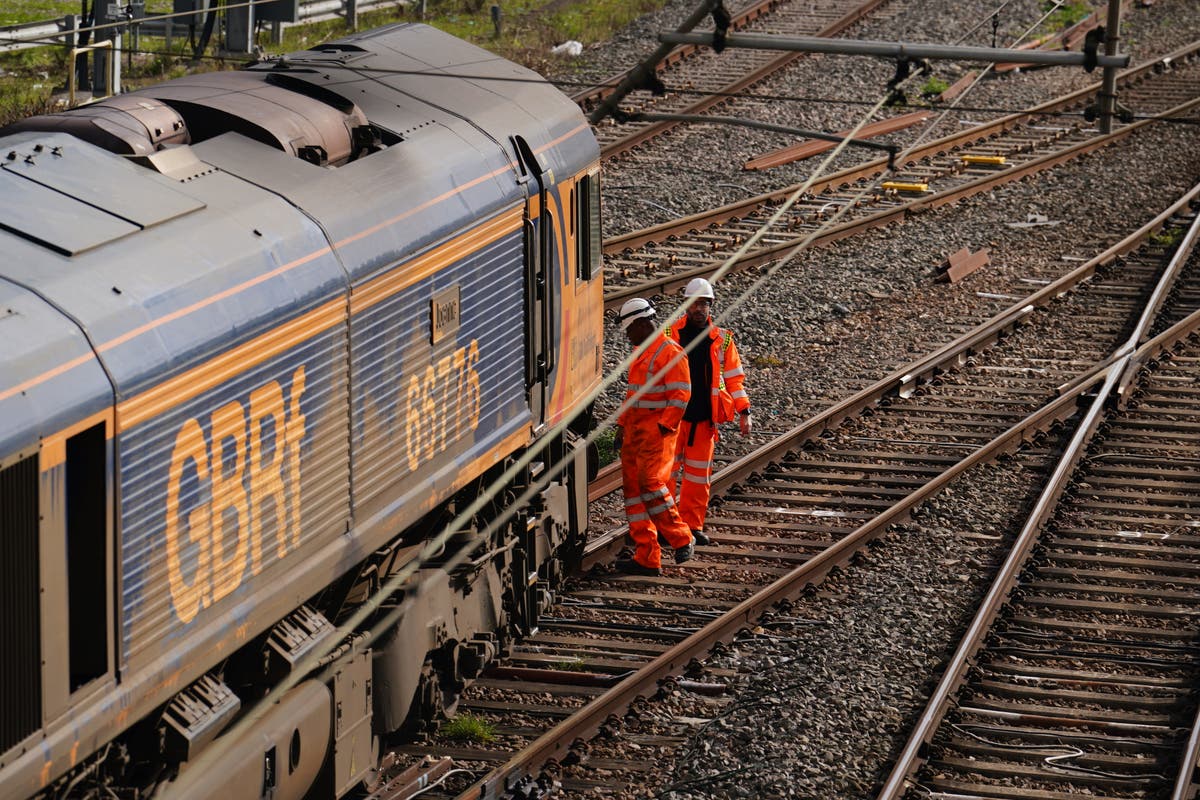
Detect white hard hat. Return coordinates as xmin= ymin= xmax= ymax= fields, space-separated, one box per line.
xmin=683 ymin=277 xmax=715 ymax=300
xmin=618 ymin=297 xmax=656 ymax=330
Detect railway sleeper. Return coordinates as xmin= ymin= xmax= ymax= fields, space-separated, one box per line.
xmin=981 ymin=661 xmax=1193 ymax=689
xmin=942 ymin=740 xmax=1172 ymax=775
xmin=928 ymin=755 xmax=1167 ymax=788
xmin=969 ymin=679 xmax=1188 ymax=710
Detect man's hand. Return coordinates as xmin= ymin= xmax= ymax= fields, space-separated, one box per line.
xmin=739 ymin=412 xmax=753 ymax=436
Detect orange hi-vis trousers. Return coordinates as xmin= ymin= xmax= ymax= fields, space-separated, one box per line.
xmin=621 ymin=413 xmax=693 ymax=569
xmin=671 ymin=418 xmax=717 ymax=532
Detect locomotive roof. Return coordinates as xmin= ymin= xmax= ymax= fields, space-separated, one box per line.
xmin=0 ymin=24 xmax=598 ymax=461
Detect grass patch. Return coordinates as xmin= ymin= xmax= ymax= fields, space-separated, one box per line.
xmin=0 ymin=85 xmax=58 ymax=126
xmin=750 ymin=353 xmax=783 ymax=369
xmin=552 ymin=655 xmax=587 ymax=671
xmin=1148 ymin=227 xmax=1184 ymax=248
xmin=439 ymin=712 xmax=497 ymax=743
xmin=920 ymin=75 xmax=949 ymax=98
xmin=1041 ymin=0 xmax=1091 ymax=31
xmin=595 ymin=428 xmax=618 ymax=467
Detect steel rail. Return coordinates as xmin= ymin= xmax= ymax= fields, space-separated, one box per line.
xmin=583 ymin=182 xmax=1200 ymax=565
xmin=875 ymin=183 xmax=1200 ymax=799
xmin=587 ymin=462 xmax=622 ymax=501
xmin=463 ymin=346 xmax=1116 ymax=799
xmin=1117 ymin=189 xmax=1200 ymax=400
xmin=599 ymin=40 xmax=1200 ymax=308
xmin=593 ymin=0 xmax=889 ymax=160
xmin=570 ymin=0 xmax=788 ymax=108
xmin=602 ymin=92 xmax=1200 ymax=310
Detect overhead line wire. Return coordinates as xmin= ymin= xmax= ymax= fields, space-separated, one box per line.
xmin=164 ymin=0 xmax=1185 ymax=790
xmin=64 ymin=2 xmax=1182 ymax=795
xmin=162 ymin=0 xmax=926 ymax=786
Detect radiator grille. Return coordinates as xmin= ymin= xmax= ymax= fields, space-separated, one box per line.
xmin=0 ymin=454 xmax=41 ymax=755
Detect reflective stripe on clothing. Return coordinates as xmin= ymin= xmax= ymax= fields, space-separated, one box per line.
xmin=670 ymin=418 xmax=718 ymax=531
xmin=667 ymin=318 xmax=751 ymax=424
xmin=621 ymin=415 xmax=693 ymax=568
xmin=618 ymin=333 xmax=692 ymax=432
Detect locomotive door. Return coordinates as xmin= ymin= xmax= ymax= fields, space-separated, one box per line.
xmin=512 ymin=135 xmax=554 ymax=428
xmin=511 ymin=135 xmax=556 ymax=635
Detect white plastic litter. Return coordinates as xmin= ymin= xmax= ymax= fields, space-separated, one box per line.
xmin=551 ymin=40 xmax=583 ymax=56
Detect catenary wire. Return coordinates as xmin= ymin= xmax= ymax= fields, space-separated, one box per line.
xmin=18 ymin=0 xmax=1182 ymax=792
xmin=158 ymin=2 xmax=924 ymax=787
xmin=159 ymin=0 xmax=1198 ymax=789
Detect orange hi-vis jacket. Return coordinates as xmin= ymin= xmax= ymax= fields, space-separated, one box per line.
xmin=667 ymin=317 xmax=751 ymax=424
xmin=618 ymin=334 xmax=691 ymax=431
xmin=619 ymin=333 xmax=693 ymax=568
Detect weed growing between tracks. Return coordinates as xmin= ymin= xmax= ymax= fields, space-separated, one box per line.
xmin=439 ymin=712 xmax=498 ymax=743
xmin=594 ymin=428 xmax=619 ymax=468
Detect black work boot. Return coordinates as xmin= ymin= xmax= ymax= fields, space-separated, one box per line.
xmin=691 ymin=529 xmax=711 ymax=546
xmin=673 ymin=540 xmax=695 ymax=564
xmin=615 ymin=558 xmax=662 ymax=577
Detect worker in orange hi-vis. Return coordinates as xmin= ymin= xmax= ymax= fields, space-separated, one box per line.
xmin=667 ymin=278 xmax=752 ymax=546
xmin=613 ymin=298 xmax=696 ymax=576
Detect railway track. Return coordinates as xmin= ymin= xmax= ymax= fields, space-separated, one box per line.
xmin=573 ymin=0 xmax=890 ymax=159
xmin=879 ymin=197 xmax=1200 ymax=799
xmin=368 ymin=182 xmax=1200 ymax=799
xmin=599 ymin=40 xmax=1200 ymax=309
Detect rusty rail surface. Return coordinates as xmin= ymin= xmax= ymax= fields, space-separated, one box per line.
xmin=599 ymin=40 xmax=1200 ymax=309
xmin=451 ymin=186 xmax=1200 ymax=800
xmin=876 ymin=184 xmax=1200 ymax=799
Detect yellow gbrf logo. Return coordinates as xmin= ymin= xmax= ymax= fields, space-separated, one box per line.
xmin=403 ymin=340 xmax=482 ymax=472
xmin=165 ymin=366 xmax=307 ymax=624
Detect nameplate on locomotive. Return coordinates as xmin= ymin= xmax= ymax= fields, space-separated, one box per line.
xmin=430 ymin=285 xmax=461 ymax=345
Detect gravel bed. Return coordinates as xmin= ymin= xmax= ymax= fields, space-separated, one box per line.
xmin=552 ymin=0 xmax=1200 ymax=235
xmin=561 ymin=449 xmax=1065 ymax=798
xmin=595 ymin=120 xmax=1200 ymax=457
xmin=546 ymin=0 xmax=1200 ymax=797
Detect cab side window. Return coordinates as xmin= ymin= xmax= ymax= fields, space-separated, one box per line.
xmin=575 ymin=172 xmax=601 ymax=282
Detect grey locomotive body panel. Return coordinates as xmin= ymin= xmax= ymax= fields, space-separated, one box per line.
xmin=0 ymin=134 xmax=353 ymax=673
xmin=0 ymin=277 xmax=112 ymax=465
